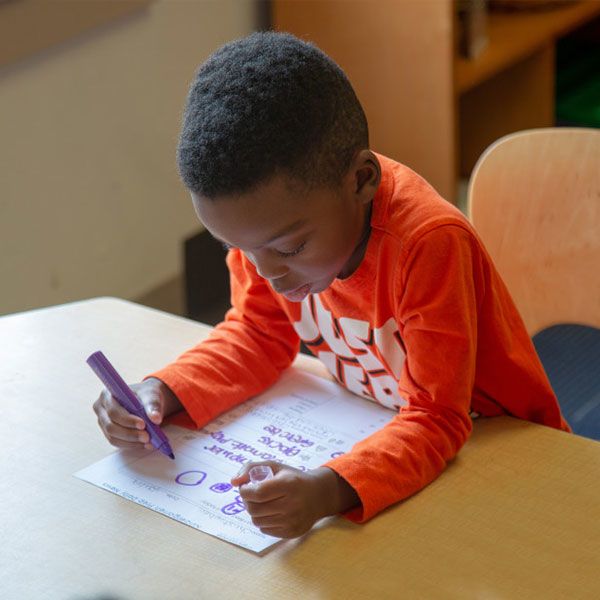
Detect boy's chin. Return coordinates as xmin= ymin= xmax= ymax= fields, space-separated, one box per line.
xmin=311 ymin=277 xmax=335 ymax=295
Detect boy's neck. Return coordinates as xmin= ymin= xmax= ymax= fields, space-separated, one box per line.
xmin=337 ymin=200 xmax=373 ymax=280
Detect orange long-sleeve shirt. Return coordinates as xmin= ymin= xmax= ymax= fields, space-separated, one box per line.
xmin=151 ymin=154 xmax=569 ymax=522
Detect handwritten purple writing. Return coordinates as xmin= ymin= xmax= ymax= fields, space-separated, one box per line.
xmin=204 ymin=443 xmax=276 ymax=464
xmin=257 ymin=436 xmax=301 ymax=457
xmin=262 ymin=425 xmax=315 ymax=447
xmin=175 ymin=470 xmax=207 ymax=486
xmin=221 ymin=495 xmax=245 ymax=516
xmin=210 ymin=482 xmax=233 ymax=493
xmin=208 ymin=431 xmax=277 ymax=461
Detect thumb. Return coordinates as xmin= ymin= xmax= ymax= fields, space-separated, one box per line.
xmin=231 ymin=461 xmax=280 ymax=486
xmin=139 ymin=390 xmax=163 ymax=425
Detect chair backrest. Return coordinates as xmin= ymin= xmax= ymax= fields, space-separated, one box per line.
xmin=468 ymin=128 xmax=600 ymax=336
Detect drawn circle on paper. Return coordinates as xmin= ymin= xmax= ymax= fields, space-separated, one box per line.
xmin=175 ymin=470 xmax=207 ymax=486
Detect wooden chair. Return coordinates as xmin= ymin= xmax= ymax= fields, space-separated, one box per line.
xmin=468 ymin=128 xmax=600 ymax=440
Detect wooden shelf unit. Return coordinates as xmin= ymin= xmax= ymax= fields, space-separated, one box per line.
xmin=272 ymin=0 xmax=600 ymax=204
xmin=456 ymin=1 xmax=600 ymax=93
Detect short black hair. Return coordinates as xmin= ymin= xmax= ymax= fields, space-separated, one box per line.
xmin=177 ymin=31 xmax=369 ymax=198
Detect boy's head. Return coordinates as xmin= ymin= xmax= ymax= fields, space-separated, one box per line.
xmin=178 ymin=31 xmax=381 ymax=301
xmin=177 ymin=31 xmax=368 ymax=198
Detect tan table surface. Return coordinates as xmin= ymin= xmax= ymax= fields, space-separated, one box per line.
xmin=1 ymin=297 xmax=599 ymax=600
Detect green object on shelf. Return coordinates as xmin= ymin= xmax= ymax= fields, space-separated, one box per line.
xmin=555 ymin=39 xmax=600 ymax=128
xmin=557 ymin=77 xmax=600 ymax=127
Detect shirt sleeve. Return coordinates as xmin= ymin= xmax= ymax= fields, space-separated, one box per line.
xmin=324 ymin=224 xmax=480 ymax=522
xmin=148 ymin=249 xmax=300 ymax=429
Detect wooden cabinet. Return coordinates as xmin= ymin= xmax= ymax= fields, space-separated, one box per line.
xmin=272 ymin=1 xmax=600 ymax=203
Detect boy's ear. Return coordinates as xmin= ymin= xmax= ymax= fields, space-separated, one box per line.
xmin=353 ymin=150 xmax=381 ymax=203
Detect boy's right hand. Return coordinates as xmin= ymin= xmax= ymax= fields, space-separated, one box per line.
xmin=93 ymin=377 xmax=181 ymax=450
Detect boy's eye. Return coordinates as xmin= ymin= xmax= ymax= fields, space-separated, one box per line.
xmin=275 ymin=241 xmax=306 ymax=258
xmin=220 ymin=239 xmax=306 ymax=257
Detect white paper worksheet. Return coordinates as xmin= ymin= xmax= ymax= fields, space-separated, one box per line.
xmin=75 ymin=368 xmax=394 ymax=553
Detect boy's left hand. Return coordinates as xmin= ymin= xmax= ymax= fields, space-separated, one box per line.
xmin=231 ymin=462 xmax=344 ymax=539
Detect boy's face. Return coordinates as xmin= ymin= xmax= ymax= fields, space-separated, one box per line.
xmin=191 ymin=151 xmax=380 ymax=302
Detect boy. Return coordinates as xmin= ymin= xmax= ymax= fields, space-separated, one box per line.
xmin=93 ymin=32 xmax=569 ymax=539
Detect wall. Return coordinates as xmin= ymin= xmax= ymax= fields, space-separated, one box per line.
xmin=0 ymin=0 xmax=259 ymax=316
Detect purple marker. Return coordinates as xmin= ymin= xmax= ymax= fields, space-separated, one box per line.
xmin=87 ymin=350 xmax=175 ymax=460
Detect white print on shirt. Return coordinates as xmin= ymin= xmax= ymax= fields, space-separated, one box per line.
xmin=293 ymin=295 xmax=407 ymax=410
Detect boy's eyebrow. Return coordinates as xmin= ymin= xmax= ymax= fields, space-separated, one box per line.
xmin=213 ymin=219 xmax=308 ymax=250
xmin=263 ymin=219 xmax=307 ymax=245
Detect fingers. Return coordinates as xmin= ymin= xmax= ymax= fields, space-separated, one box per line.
xmin=233 ymin=464 xmax=323 ymax=538
xmin=92 ymin=379 xmax=171 ymax=451
xmin=95 ymin=390 xmax=144 ymax=429
xmin=98 ymin=411 xmax=150 ymax=447
xmin=245 ymin=499 xmax=293 ymax=536
xmin=248 ymin=506 xmax=309 ymax=539
xmin=244 ymin=496 xmax=287 ymax=518
xmin=237 ymin=465 xmax=300 ymax=504
xmin=231 ymin=461 xmax=280 ymax=486
xmin=93 ymin=389 xmax=149 ymax=449
xmin=240 ymin=481 xmax=286 ymax=504
xmin=250 ymin=514 xmax=284 ymax=530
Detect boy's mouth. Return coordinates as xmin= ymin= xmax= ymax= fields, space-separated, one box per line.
xmin=280 ymin=282 xmax=312 ymax=302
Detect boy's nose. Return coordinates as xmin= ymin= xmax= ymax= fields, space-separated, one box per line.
xmin=247 ymin=252 xmax=287 ymax=281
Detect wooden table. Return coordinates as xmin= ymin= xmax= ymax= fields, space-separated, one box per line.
xmin=1 ymin=298 xmax=599 ymax=599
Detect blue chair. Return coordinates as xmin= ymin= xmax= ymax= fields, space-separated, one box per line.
xmin=468 ymin=128 xmax=600 ymax=440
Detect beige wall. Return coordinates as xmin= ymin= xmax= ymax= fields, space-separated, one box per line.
xmin=0 ymin=0 xmax=258 ymax=316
